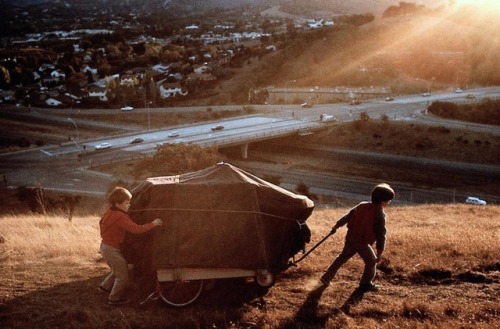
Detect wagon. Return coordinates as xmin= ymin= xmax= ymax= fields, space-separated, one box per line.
xmin=124 ymin=163 xmax=314 ymax=306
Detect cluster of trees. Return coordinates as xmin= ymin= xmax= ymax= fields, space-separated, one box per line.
xmin=134 ymin=143 xmax=225 ymax=178
xmin=16 ymin=186 xmax=80 ymax=219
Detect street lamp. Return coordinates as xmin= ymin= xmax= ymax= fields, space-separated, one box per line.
xmin=285 ymin=79 xmax=296 ymax=105
xmin=67 ymin=118 xmax=79 ymax=142
xmin=146 ymin=100 xmax=152 ymax=131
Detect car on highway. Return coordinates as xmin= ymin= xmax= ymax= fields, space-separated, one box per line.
xmin=465 ymin=94 xmax=476 ymax=99
xmin=95 ymin=142 xmax=112 ymax=150
xmin=301 ymin=102 xmax=313 ymax=108
xmin=130 ymin=137 xmax=144 ymax=144
xmin=422 ymin=92 xmax=431 ymax=97
xmin=465 ymin=196 xmax=486 ymax=206
xmin=120 ymin=106 xmax=134 ymax=111
xmin=168 ymin=131 xmax=180 ymax=137
xmin=319 ymin=114 xmax=336 ymax=122
xmin=455 ymin=88 xmax=463 ymax=93
xmin=385 ymin=97 xmax=394 ymax=101
xmin=211 ymin=125 xmax=224 ymax=131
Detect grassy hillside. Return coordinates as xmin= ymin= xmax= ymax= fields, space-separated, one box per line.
xmin=1 ymin=204 xmax=499 ymax=328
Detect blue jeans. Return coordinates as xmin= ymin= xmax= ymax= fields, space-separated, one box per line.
xmin=100 ymin=243 xmax=129 ymax=301
xmin=321 ymin=239 xmax=377 ymax=286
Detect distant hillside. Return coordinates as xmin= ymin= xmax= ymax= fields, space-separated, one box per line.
xmin=279 ymin=0 xmax=447 ymax=16
xmin=222 ymin=5 xmax=500 ymax=100
xmin=2 ymin=0 xmax=446 ymax=13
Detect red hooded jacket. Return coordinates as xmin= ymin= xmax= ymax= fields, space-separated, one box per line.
xmin=99 ymin=207 xmax=155 ymax=249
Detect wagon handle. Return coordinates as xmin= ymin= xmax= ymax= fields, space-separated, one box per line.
xmin=287 ymin=231 xmax=335 ymax=269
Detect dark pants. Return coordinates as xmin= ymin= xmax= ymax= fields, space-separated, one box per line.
xmin=321 ymin=239 xmax=377 ymax=285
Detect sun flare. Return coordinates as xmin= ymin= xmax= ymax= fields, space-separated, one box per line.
xmin=453 ymin=0 xmax=500 ymax=11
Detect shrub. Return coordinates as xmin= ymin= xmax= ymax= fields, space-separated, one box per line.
xmin=135 ymin=143 xmax=225 ymax=176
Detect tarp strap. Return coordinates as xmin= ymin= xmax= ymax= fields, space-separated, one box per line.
xmin=129 ymin=207 xmax=301 ymax=222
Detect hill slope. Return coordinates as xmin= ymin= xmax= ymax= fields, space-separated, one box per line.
xmin=223 ymin=6 xmax=500 ymax=97
xmin=1 ymin=205 xmax=499 ymax=328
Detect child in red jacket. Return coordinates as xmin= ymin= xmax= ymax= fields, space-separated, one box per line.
xmin=99 ymin=187 xmax=162 ymax=305
xmin=320 ymin=183 xmax=395 ymax=292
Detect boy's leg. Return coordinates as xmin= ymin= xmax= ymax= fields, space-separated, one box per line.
xmin=99 ymin=243 xmax=116 ymax=291
xmin=358 ymin=244 xmax=377 ymax=285
xmin=101 ymin=244 xmax=130 ymax=301
xmin=100 ymin=272 xmax=115 ymax=292
xmin=321 ymin=241 xmax=356 ymax=283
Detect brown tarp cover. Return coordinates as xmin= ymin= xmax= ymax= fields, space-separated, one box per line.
xmin=126 ymin=162 xmax=314 ymax=274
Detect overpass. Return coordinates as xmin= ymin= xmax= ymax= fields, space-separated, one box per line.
xmin=182 ymin=117 xmax=330 ymax=158
xmin=90 ymin=116 xmax=333 ymax=160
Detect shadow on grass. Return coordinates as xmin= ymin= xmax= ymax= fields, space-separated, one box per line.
xmin=1 ymin=273 xmax=270 ymax=329
xmin=276 ymin=283 xmax=330 ymax=329
xmin=338 ymin=287 xmax=366 ymax=314
xmin=275 ymin=283 xmax=369 ymax=328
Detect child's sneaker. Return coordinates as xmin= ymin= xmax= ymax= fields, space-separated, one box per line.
xmin=359 ymin=283 xmax=380 ymax=292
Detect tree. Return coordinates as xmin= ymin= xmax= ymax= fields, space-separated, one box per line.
xmin=135 ymin=143 xmax=225 ymax=177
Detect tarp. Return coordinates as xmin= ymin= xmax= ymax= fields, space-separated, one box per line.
xmin=125 ymin=162 xmax=314 ymax=275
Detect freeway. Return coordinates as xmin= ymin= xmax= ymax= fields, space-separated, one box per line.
xmin=1 ymin=86 xmax=499 ymax=202
xmin=0 ymin=115 xmax=326 ymax=196
xmin=82 ymin=116 xmax=324 ymax=154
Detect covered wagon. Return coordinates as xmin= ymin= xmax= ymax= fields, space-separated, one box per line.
xmin=125 ymin=162 xmax=314 ymax=306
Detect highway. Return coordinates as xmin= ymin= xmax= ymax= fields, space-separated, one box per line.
xmin=0 ymin=86 xmax=499 ymax=203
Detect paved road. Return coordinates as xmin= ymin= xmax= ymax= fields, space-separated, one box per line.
xmin=230 ymin=146 xmax=500 ymax=206
xmin=1 ymin=87 xmax=499 ymax=204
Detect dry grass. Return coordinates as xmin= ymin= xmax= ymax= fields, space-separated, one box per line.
xmin=0 ymin=214 xmax=102 ymax=266
xmin=1 ymin=204 xmax=499 ymax=328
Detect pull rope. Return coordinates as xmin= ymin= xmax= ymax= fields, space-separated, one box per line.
xmin=287 ymin=231 xmax=334 ymax=269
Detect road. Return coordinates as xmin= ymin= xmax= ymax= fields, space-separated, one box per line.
xmin=230 ymin=145 xmax=500 ymax=206
xmin=1 ymin=87 xmax=499 ymax=204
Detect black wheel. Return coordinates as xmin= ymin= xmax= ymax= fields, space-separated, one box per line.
xmin=158 ymin=280 xmax=204 ymax=307
xmin=255 ymin=271 xmax=276 ymax=288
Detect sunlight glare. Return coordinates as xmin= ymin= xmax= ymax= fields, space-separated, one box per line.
xmin=454 ymin=0 xmax=500 ymax=11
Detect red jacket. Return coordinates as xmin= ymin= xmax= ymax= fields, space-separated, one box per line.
xmin=336 ymin=202 xmax=387 ymax=251
xmin=99 ymin=207 xmax=155 ymax=249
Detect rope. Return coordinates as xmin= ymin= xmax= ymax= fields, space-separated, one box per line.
xmin=129 ymin=207 xmax=302 ymax=222
xmin=287 ymin=231 xmax=334 ymax=268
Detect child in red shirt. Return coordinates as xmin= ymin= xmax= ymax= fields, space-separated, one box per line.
xmin=320 ymin=183 xmax=395 ymax=292
xmin=99 ymin=187 xmax=162 ymax=305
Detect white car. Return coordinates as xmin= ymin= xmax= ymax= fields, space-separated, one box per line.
xmin=120 ymin=106 xmax=134 ymax=111
xmin=320 ymin=114 xmax=336 ymax=122
xmin=465 ymin=197 xmax=486 ymax=206
xmin=168 ymin=132 xmax=179 ymax=138
xmin=95 ymin=142 xmax=112 ymax=150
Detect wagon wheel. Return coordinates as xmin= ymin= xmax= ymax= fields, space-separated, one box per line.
xmin=255 ymin=271 xmax=276 ymax=288
xmin=158 ymin=280 xmax=204 ymax=307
